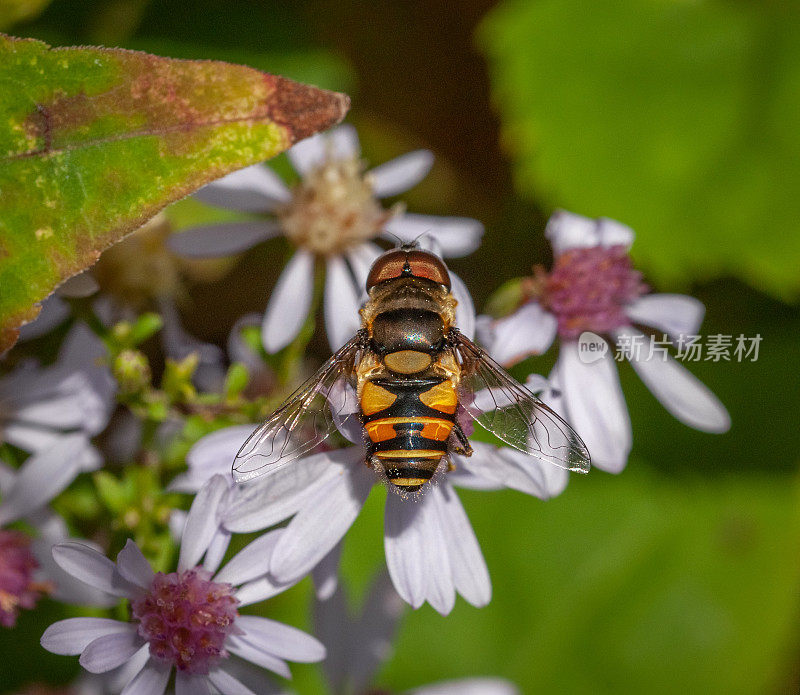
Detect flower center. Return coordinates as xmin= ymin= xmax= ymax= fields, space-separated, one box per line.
xmin=528 ymin=245 xmax=647 ymax=339
xmin=131 ymin=568 xmax=239 ymax=674
xmin=278 ymin=155 xmax=399 ymax=256
xmin=0 ymin=529 xmax=47 ymax=628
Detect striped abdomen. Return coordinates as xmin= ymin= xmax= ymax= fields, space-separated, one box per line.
xmin=360 ymin=377 xmax=457 ymax=492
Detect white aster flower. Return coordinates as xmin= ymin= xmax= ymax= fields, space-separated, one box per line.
xmin=169 ymin=124 xmax=484 ymax=352
xmin=0 ymin=437 xmax=106 ymax=626
xmin=173 ymin=380 xmax=568 ymax=616
xmin=41 ymin=475 xmax=324 ymax=695
xmin=0 ymin=323 xmax=116 ymax=453
xmin=315 ymin=572 xmax=520 ymax=695
xmin=478 ymin=210 xmax=731 ymax=473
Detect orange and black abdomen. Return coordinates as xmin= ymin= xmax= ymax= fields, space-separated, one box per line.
xmin=361 ymin=377 xmax=458 ymax=491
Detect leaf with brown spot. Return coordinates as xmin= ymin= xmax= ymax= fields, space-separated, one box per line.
xmin=0 ymin=34 xmax=349 ymax=353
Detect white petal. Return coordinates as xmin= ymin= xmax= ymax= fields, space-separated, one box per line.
xmin=41 ymin=618 xmax=134 ymax=655
xmin=194 ymin=164 xmax=290 ymax=212
xmin=384 ymin=213 xmax=483 ymax=258
xmin=31 ymin=513 xmax=119 ymax=607
xmin=237 ymin=615 xmax=326 ymax=662
xmin=0 ymin=434 xmax=95 ymax=525
xmin=226 ymin=636 xmax=291 ymax=678
xmin=497 ymin=447 xmax=568 ymax=499
xmin=207 ymin=668 xmax=259 ymax=695
xmin=105 ymin=644 xmax=150 ymax=693
xmin=324 ymin=255 xmax=363 ymax=351
xmin=170 ymin=425 xmax=256 ymax=493
xmin=80 ymin=630 xmax=144 ymax=673
xmin=176 ymin=672 xmax=213 ymax=695
xmin=52 ymin=542 xmax=134 ymax=597
xmin=615 ymin=327 xmax=731 ymax=433
xmin=432 ymin=483 xmax=491 ymax=608
xmin=115 ymin=540 xmax=154 ymax=590
xmin=546 ymin=209 xmax=633 ymax=255
xmin=223 ymin=450 xmax=339 ymax=532
xmin=458 ymin=442 xmax=550 ymax=498
xmin=261 ymin=250 xmax=315 ymax=353
xmin=409 ymin=677 xmax=520 ymax=695
xmin=270 ymin=462 xmax=372 ymax=583
xmin=234 ymin=574 xmax=299 ymax=607
xmin=203 ymin=527 xmax=232 ymax=575
xmin=597 ymin=216 xmax=635 ymax=248
xmin=447 ymin=462 xmax=505 ymax=491
xmin=168 ymin=222 xmax=279 ymax=259
xmin=625 ymin=293 xmax=705 ymax=339
xmin=1 ymin=423 xmax=61 ymax=453
xmin=288 ymin=124 xmax=359 ymax=174
xmin=179 ymin=475 xmax=228 ymax=570
xmin=558 ymin=342 xmax=631 ymax=473
xmin=368 ymin=150 xmax=434 ymax=198
xmin=417 ymin=494 xmax=456 ymax=615
xmin=450 ymin=271 xmax=476 ymax=340
xmin=211 ymin=662 xmax=288 ymax=695
xmin=18 ymin=294 xmax=70 ymax=341
xmin=58 ymin=271 xmax=99 ymax=298
xmin=484 ymin=303 xmax=557 ymax=367
xmin=215 ymin=529 xmax=283 ymax=585
xmin=312 ymin=541 xmax=343 ymax=600
xmin=119 ymin=660 xmax=171 ymax=695
xmin=384 ymin=493 xmax=427 ymax=608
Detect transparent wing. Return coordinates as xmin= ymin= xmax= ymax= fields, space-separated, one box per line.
xmin=452 ymin=330 xmax=591 ymax=473
xmin=232 ymin=333 xmax=365 ymax=483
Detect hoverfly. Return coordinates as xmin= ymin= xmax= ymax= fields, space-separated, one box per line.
xmin=233 ymin=245 xmax=590 ymax=491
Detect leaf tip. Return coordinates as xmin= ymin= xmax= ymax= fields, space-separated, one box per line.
xmin=268 ymin=76 xmax=351 ymax=144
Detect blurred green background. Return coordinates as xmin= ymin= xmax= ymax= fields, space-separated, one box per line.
xmin=2 ymin=0 xmax=800 ymax=693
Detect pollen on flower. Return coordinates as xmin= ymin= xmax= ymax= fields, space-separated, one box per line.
xmin=528 ymin=245 xmax=647 ymax=339
xmin=278 ymin=155 xmax=399 ymax=255
xmin=0 ymin=529 xmax=48 ymax=628
xmin=131 ymin=568 xmax=239 ymax=674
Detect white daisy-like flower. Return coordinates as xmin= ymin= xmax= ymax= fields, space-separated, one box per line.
xmin=168 ymin=124 xmax=484 ymax=352
xmin=41 ymin=474 xmax=325 ymax=695
xmin=0 ymin=437 xmax=107 ymax=626
xmin=315 ymin=572 xmax=520 ymax=695
xmin=172 ymin=376 xmax=567 ymax=617
xmin=0 ymin=323 xmax=116 ymax=453
xmin=478 ymin=210 xmax=731 ymax=473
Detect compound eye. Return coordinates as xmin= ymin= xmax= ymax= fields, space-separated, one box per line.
xmin=365 ymin=248 xmax=452 ymax=290
xmin=366 ymin=250 xmax=407 ymax=290
xmin=406 ymin=250 xmax=450 ymax=289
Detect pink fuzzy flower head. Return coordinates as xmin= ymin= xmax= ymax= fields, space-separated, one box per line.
xmin=131 ymin=568 xmax=240 ymax=674
xmin=533 ymin=245 xmax=647 ymax=339
xmin=0 ymin=529 xmax=47 ymax=627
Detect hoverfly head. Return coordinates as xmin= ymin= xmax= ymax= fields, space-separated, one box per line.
xmin=366 ymin=244 xmax=451 ymax=291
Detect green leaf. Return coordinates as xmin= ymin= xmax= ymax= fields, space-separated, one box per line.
xmin=224 ymin=362 xmax=250 ymax=399
xmin=128 ymin=312 xmax=163 ymax=346
xmin=479 ymin=1 xmax=800 ymax=300
xmin=0 ymin=34 xmax=349 ymax=352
